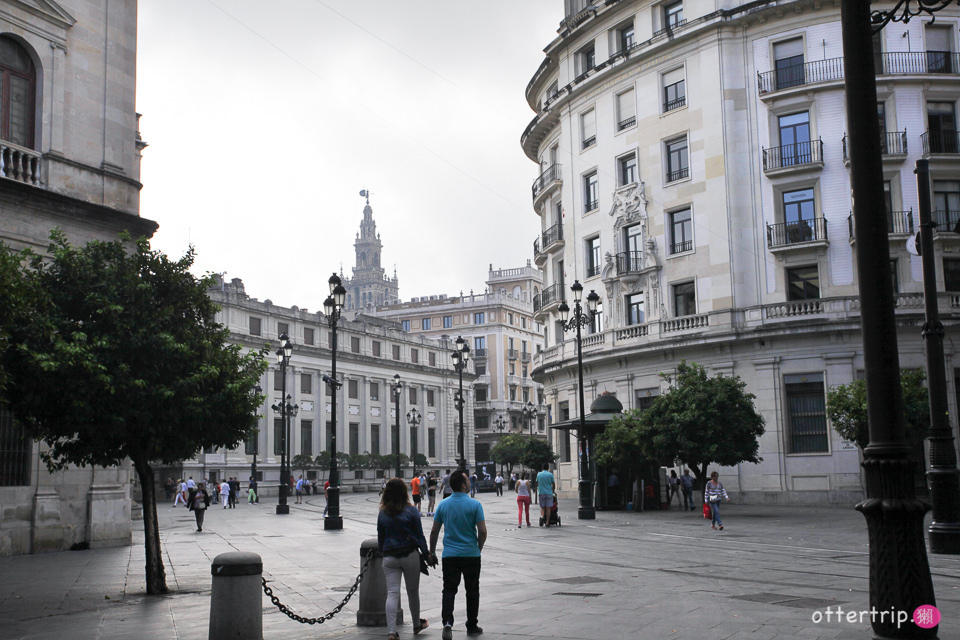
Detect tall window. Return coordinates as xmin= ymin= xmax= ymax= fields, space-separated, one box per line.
xmin=274 ymin=370 xmax=283 ymax=391
xmin=663 ymin=0 xmax=684 ymax=28
xmin=476 ymin=386 xmax=488 ymax=402
xmin=944 ymin=258 xmax=960 ymax=291
xmin=783 ymin=188 xmax=816 ymax=241
xmin=429 ymin=352 xmax=436 ymax=366
xmin=411 ymin=348 xmax=419 ymax=364
xmin=277 ymin=322 xmax=289 ymax=337
xmin=577 ymin=43 xmax=596 ymax=77
xmin=926 ymin=25 xmax=955 ymax=72
xmin=249 ymin=317 xmax=262 ymax=336
xmin=927 ymin=102 xmax=958 ymax=153
xmin=618 ymin=152 xmax=638 ymax=185
xmin=428 ymin=428 xmax=436 ymax=458
xmin=878 ymin=102 xmax=888 ymax=152
xmin=785 ymin=373 xmax=829 ymax=453
xmin=616 ymin=89 xmax=636 ymax=130
xmin=778 ymin=112 xmax=811 ymax=165
xmin=624 ymin=224 xmax=643 ymax=270
xmin=0 ymin=37 xmax=36 ymax=148
xmin=370 ymin=382 xmax=380 ymax=401
xmin=402 ymin=320 xmax=411 ymax=332
xmin=351 ymin=336 xmax=361 ymax=353
xmin=474 ymin=312 xmax=485 ymax=324
xmin=626 ymin=292 xmax=644 ymax=325
xmin=301 ymin=373 xmax=312 ymax=394
xmin=662 ymin=67 xmax=685 ymax=112
xmin=422 ymin=318 xmax=431 ymax=330
xmin=348 ymin=379 xmax=359 ymax=399
xmin=443 ymin=315 xmax=452 ymax=328
xmin=301 ymin=420 xmax=313 ymax=456
xmin=304 ymin=327 xmax=315 ymax=345
xmin=371 ymin=425 xmax=381 ymax=455
xmin=673 ymin=281 xmax=696 ymax=316
xmin=933 ymin=181 xmax=960 ymax=230
xmin=474 ymin=336 xmax=486 ymax=354
xmin=581 ymin=108 xmax=596 ymax=149
xmin=617 ymin=21 xmax=635 ymax=52
xmin=665 ymin=136 xmax=689 ymax=182
xmin=586 ymin=236 xmax=601 ymax=277
xmin=409 ymin=387 xmax=418 ymax=404
xmin=373 ymin=341 xmax=382 ymax=357
xmin=787 ymin=265 xmax=820 ymax=300
xmin=245 ymin=428 xmax=258 ymax=456
xmin=349 ymin=423 xmax=360 ymax=456
xmin=589 ymin=302 xmax=604 ymax=334
xmin=584 ymin=171 xmax=599 ymax=211
xmin=427 ymin=389 xmax=435 ymax=406
xmin=274 ymin=418 xmax=284 ymax=456
xmin=773 ymin=38 xmax=805 ymax=89
xmin=669 ymin=208 xmax=693 ymax=254
xmin=392 ymin=344 xmax=401 ymax=360
xmin=0 ymin=409 xmax=30 ymax=486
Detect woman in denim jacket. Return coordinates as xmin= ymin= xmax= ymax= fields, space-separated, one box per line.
xmin=378 ymin=478 xmax=432 ymax=640
xmin=704 ymin=471 xmax=730 ymax=530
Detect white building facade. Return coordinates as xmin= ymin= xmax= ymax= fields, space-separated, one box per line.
xmin=178 ymin=277 xmax=474 ymax=490
xmin=526 ymin=0 xmax=960 ymax=504
xmin=0 ymin=0 xmax=156 ymax=555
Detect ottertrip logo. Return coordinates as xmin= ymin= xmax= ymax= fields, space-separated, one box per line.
xmin=811 ymin=605 xmax=940 ymax=630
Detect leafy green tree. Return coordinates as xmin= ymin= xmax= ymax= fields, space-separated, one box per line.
xmin=826 ymin=369 xmax=930 ymax=449
xmin=491 ymin=434 xmax=527 ymax=473
xmin=520 ymin=436 xmax=557 ymax=470
xmin=292 ymin=454 xmax=315 ymax=477
xmin=412 ymin=453 xmax=429 ymax=469
xmin=314 ymin=450 xmax=332 ymax=481
xmin=0 ymin=232 xmax=267 ymax=595
xmin=595 ymin=362 xmax=765 ymax=494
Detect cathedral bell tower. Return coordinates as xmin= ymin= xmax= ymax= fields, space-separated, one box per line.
xmin=343 ymin=190 xmax=399 ymax=310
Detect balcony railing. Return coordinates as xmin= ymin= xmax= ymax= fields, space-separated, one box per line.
xmin=531 ymin=163 xmax=562 ymax=201
xmin=616 ymin=251 xmax=643 ymax=274
xmin=767 ymin=217 xmax=828 ymax=248
xmin=758 ymin=57 xmax=844 ymax=94
xmin=653 ymin=18 xmax=687 ymax=38
xmin=617 ymin=115 xmax=636 ymax=130
xmin=1 ymin=141 xmax=41 ymax=186
xmin=879 ymin=50 xmax=960 ymax=74
xmin=666 ymin=166 xmax=689 ymax=183
xmin=507 ymin=349 xmax=519 ymax=360
xmin=933 ymin=210 xmax=960 ymax=233
xmin=586 ymin=263 xmax=601 ymax=277
xmin=842 ymin=131 xmax=908 ymax=161
xmin=520 ymin=351 xmax=531 ymax=363
xmin=671 ymin=239 xmax=694 ymax=254
xmin=533 ymin=283 xmax=564 ymax=313
xmin=533 ymin=223 xmax=563 ymax=258
xmin=762 ymin=139 xmax=823 ymax=172
xmin=847 ymin=210 xmax=915 ymax=239
xmin=664 ymin=96 xmax=686 ymax=112
xmin=921 ymin=130 xmax=960 ymax=155
xmin=473 ymin=348 xmax=487 ymax=359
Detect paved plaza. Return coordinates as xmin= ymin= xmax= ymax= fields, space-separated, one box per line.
xmin=0 ymin=489 xmax=957 ymax=640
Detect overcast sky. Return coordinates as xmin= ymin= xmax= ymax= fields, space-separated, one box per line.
xmin=136 ymin=1 xmax=560 ymax=312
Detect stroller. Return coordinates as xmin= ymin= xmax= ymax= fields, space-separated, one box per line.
xmin=539 ymin=493 xmax=561 ymax=527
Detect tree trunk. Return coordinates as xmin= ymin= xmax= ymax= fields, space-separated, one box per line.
xmin=134 ymin=457 xmax=168 ymax=595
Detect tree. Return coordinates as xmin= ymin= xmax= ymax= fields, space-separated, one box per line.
xmin=826 ymin=369 xmax=930 ymax=449
xmin=490 ymin=434 xmax=527 ymax=474
xmin=412 ymin=452 xmax=429 ymax=469
xmin=292 ymin=454 xmax=315 ymax=478
xmin=595 ymin=362 xmax=765 ymax=493
xmin=0 ymin=232 xmax=267 ymax=595
xmin=520 ymin=436 xmax=557 ymax=470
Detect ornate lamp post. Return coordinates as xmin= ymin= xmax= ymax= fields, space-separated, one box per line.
xmin=452 ymin=336 xmax=470 ymax=472
xmin=250 ymin=385 xmax=262 ymax=495
xmin=407 ymin=407 xmax=422 ymax=472
xmin=558 ymin=281 xmax=600 ymax=521
xmin=270 ymin=335 xmax=297 ymax=515
xmin=393 ymin=374 xmax=403 ymax=478
xmin=522 ymin=401 xmax=537 ymax=436
xmin=322 ymin=273 xmax=346 ymax=530
xmin=493 ymin=414 xmax=506 ymax=475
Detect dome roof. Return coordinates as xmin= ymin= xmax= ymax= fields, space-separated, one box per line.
xmin=590 ymin=392 xmax=623 ymax=414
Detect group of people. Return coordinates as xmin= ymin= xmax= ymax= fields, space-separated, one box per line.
xmin=667 ymin=468 xmax=731 ymax=530
xmin=378 ymin=468 xmax=486 ymax=640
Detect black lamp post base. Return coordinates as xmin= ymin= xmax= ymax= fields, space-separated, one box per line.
xmin=577 ymin=506 xmax=596 ymax=520
xmin=276 ymin=504 xmax=289 ymax=515
xmin=577 ymin=480 xmax=595 ymax=520
xmin=324 ymin=516 xmax=343 ymax=530
xmin=929 ymin=522 xmax=960 ymax=555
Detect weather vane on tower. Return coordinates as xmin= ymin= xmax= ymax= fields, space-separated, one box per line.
xmin=359 ymin=188 xmax=372 ymax=205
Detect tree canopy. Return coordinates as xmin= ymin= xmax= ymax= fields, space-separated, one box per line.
xmin=594 ymin=361 xmax=765 ymax=488
xmin=0 ymin=232 xmax=267 ymax=594
xmin=491 ymin=434 xmax=556 ymax=473
xmin=826 ymin=368 xmax=930 ymax=449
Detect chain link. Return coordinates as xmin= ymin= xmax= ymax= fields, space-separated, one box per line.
xmin=262 ymin=551 xmax=373 ymax=624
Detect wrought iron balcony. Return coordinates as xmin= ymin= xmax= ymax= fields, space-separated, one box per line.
xmin=921 ymin=130 xmax=960 ymax=155
xmin=847 ymin=210 xmax=914 ymax=239
xmin=933 ymin=210 xmax=960 ymax=233
xmin=616 ymin=251 xmax=643 ymax=275
xmin=533 ymin=223 xmax=563 ymax=260
xmin=671 ymin=239 xmax=694 ymax=254
xmin=531 ymin=163 xmax=561 ymax=202
xmin=842 ymin=131 xmax=907 ymax=161
xmin=507 ymin=349 xmax=519 ymax=360
xmin=767 ymin=218 xmax=828 ymax=248
xmin=533 ymin=283 xmax=564 ymax=313
xmin=663 ymin=96 xmax=686 ymax=112
xmin=758 ymin=57 xmax=843 ymax=94
xmin=762 ymin=139 xmax=823 ymax=172
xmin=666 ymin=167 xmax=689 ymax=183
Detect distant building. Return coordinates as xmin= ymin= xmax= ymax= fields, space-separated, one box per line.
xmin=367 ymin=263 xmax=546 ymax=464
xmin=342 ymin=192 xmax=399 ymax=311
xmin=0 ymin=0 xmax=157 ymax=555
xmin=176 ymin=277 xmax=473 ymax=489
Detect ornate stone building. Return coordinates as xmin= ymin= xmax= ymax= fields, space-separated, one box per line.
xmin=0 ymin=0 xmax=156 ymax=555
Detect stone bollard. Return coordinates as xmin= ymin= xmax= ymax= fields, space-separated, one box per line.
xmin=209 ymin=551 xmax=262 ymax=640
xmin=357 ymin=538 xmax=403 ymax=627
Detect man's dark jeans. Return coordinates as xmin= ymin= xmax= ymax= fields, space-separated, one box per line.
xmin=441 ymin=556 xmax=481 ymax=628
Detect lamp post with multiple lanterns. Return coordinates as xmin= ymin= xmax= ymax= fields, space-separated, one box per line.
xmin=522 ymin=401 xmax=537 ymax=436
xmin=407 ymin=407 xmax=422 ymax=471
xmin=270 ymin=335 xmax=297 ymax=515
xmin=250 ymin=385 xmax=262 ymax=492
xmin=451 ymin=336 xmax=470 ymax=472
xmin=558 ymin=281 xmax=600 ymax=521
xmin=493 ymin=414 xmax=507 ymax=476
xmin=393 ymin=374 xmax=403 ymax=478
xmin=322 ymin=273 xmax=346 ymax=530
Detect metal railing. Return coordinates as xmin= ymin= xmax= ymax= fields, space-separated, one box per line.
xmin=653 ymin=18 xmax=687 ymax=38
xmin=663 ymin=96 xmax=686 ymax=112
xmin=616 ymin=251 xmax=643 ymax=274
xmin=533 ymin=283 xmax=564 ymax=313
xmin=933 ymin=210 xmax=960 ymax=232
xmin=473 ymin=348 xmax=487 ymax=358
xmin=531 ymin=163 xmax=561 ymax=200
xmin=762 ymin=139 xmax=823 ymax=171
xmin=618 ymin=116 xmax=636 ymax=130
xmin=666 ymin=167 xmax=689 ymax=183
xmin=584 ymin=198 xmax=599 ymax=212
xmin=586 ymin=263 xmax=601 ymax=277
xmin=671 ymin=239 xmax=693 ymax=254
xmin=879 ymin=50 xmax=960 ymax=74
xmin=841 ymin=131 xmax=907 ymax=160
xmin=921 ymin=130 xmax=960 ymax=155
xmin=507 ymin=349 xmax=519 ymax=360
xmin=758 ymin=57 xmax=844 ymax=94
xmin=767 ymin=217 xmax=828 ymax=248
xmin=534 ymin=223 xmax=563 ymax=258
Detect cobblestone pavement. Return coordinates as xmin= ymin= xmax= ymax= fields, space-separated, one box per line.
xmin=0 ymin=490 xmax=957 ymax=639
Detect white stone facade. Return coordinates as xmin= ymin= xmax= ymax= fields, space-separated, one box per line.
xmin=1 ymin=0 xmax=156 ymax=556
xmin=526 ymin=0 xmax=960 ymax=504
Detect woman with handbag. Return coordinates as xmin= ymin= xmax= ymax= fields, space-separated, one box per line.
xmin=191 ymin=483 xmax=211 ymax=532
xmin=377 ymin=478 xmax=432 ymax=640
xmin=515 ymin=471 xmax=532 ymax=527
xmin=704 ymin=471 xmax=730 ymax=530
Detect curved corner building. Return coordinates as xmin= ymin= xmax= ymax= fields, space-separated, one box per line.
xmin=524 ymin=0 xmax=960 ymax=504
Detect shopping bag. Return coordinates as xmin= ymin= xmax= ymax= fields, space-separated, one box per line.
xmin=702 ymin=502 xmax=711 ymax=519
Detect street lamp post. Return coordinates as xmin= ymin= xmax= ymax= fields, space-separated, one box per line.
xmin=393 ymin=374 xmax=403 ymax=478
xmin=452 ymin=336 xmax=470 ymax=472
xmin=250 ymin=385 xmax=262 ymax=496
xmin=270 ymin=336 xmax=297 ymax=515
xmin=522 ymin=401 xmax=537 ymax=436
xmin=322 ymin=273 xmax=347 ymax=531
xmin=407 ymin=407 xmax=422 ymax=472
xmin=493 ymin=414 xmax=506 ymax=475
xmin=558 ymin=281 xmax=600 ymax=521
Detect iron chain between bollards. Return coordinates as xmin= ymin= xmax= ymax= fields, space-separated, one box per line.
xmin=262 ymin=551 xmax=373 ymax=624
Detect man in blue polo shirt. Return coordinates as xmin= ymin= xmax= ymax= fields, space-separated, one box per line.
xmin=536 ymin=463 xmax=555 ymax=526
xmin=429 ymin=469 xmax=487 ymax=639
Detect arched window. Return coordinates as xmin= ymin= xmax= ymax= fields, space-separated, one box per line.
xmin=0 ymin=36 xmax=36 ymax=148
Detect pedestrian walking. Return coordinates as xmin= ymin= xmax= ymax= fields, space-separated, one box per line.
xmin=515 ymin=472 xmax=532 ymax=527
xmin=219 ymin=479 xmax=230 ymax=508
xmin=680 ymin=468 xmax=695 ymax=511
xmin=426 ymin=471 xmax=438 ymax=516
xmin=429 ymin=470 xmax=486 ymax=639
xmin=173 ymin=479 xmax=187 ymax=507
xmin=536 ymin=463 xmax=555 ymax=527
xmin=411 ymin=472 xmax=423 ymax=515
xmin=378 ymin=478 xmax=433 ymax=640
xmin=494 ymin=473 xmax=503 ymax=497
xmin=469 ymin=472 xmax=478 ymax=497
xmin=249 ymin=475 xmax=259 ymax=504
xmin=190 ymin=483 xmax=211 ymax=532
xmin=323 ymin=479 xmax=331 ymax=517
xmin=667 ymin=470 xmax=681 ymax=508
xmin=704 ymin=471 xmax=730 ymax=530
xmin=295 ymin=475 xmax=304 ymax=504
xmin=440 ymin=469 xmax=453 ymax=500
xmin=229 ymin=477 xmax=239 ymax=508
xmin=247 ymin=485 xmax=257 ymax=504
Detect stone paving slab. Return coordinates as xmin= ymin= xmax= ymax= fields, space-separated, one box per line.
xmin=0 ymin=491 xmax=958 ymax=640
